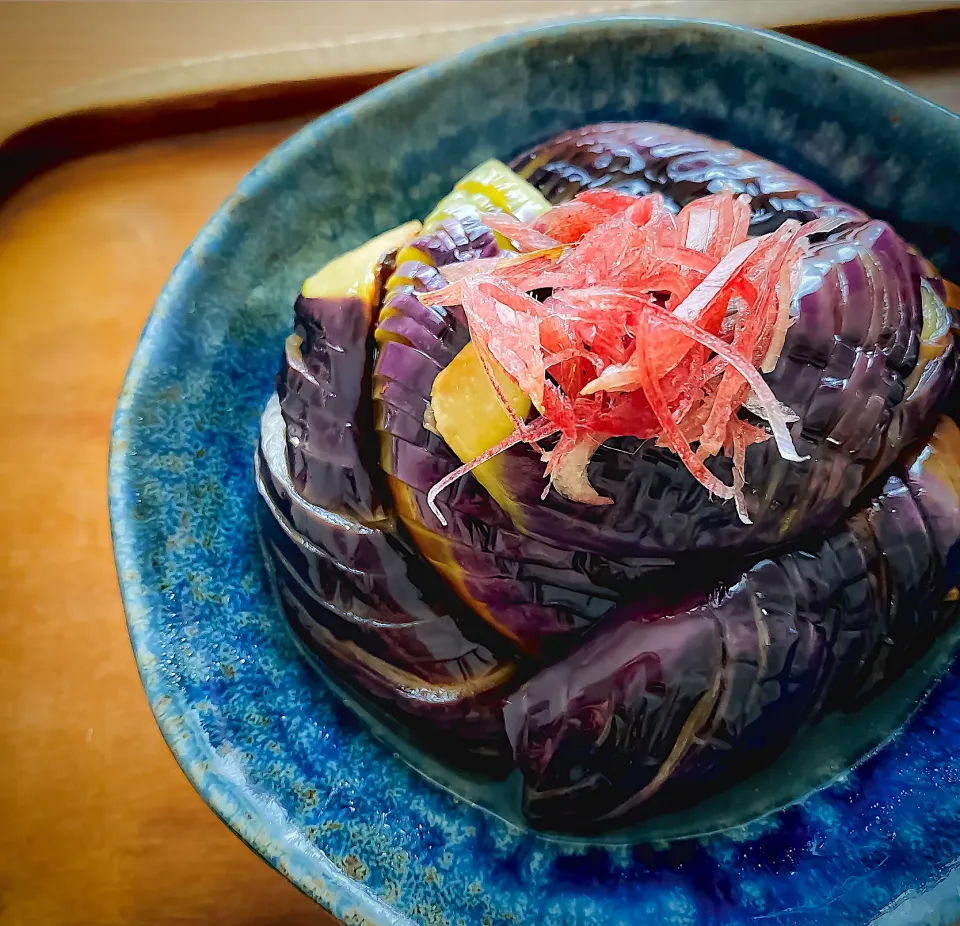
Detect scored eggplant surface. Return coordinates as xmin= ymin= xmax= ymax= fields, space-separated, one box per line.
xmin=374 ymin=214 xmax=677 ymax=653
xmin=264 ymin=223 xmax=516 ymax=764
xmin=256 ymin=123 xmax=960 ymax=832
xmin=484 ymin=124 xmax=955 ymax=557
xmin=504 ymin=416 xmax=960 ymax=829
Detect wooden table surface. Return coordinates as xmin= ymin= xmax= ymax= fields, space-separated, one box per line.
xmin=2 ymin=58 xmax=960 ymax=926
xmin=0 ymin=119 xmax=329 ymax=926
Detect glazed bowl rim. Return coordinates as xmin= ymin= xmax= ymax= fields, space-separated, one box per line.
xmin=108 ymin=15 xmax=959 ymax=921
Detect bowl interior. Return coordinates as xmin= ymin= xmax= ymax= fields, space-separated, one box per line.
xmin=110 ymin=17 xmax=960 ymax=926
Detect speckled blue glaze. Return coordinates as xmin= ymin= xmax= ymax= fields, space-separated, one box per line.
xmin=110 ymin=18 xmax=960 ymax=926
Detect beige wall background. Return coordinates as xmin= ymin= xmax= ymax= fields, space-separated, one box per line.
xmin=0 ymin=0 xmax=949 ymax=142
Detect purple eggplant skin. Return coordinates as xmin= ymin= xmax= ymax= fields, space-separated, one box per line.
xmin=279 ymin=287 xmax=389 ymax=522
xmin=400 ymin=122 xmax=956 ymax=558
xmin=486 ymin=218 xmax=957 ymax=557
xmin=375 ymin=336 xmax=667 ymax=652
xmin=260 ymin=396 xmax=514 ymax=674
xmin=256 ymin=397 xmax=517 ymax=761
xmin=504 ymin=416 xmax=960 ymax=831
xmin=373 ymin=218 xmax=674 ymax=652
xmin=509 ymin=121 xmax=866 ymax=234
xmin=259 ymin=495 xmax=515 ymax=763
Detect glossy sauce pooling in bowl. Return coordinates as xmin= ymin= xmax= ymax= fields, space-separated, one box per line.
xmin=256 ymin=123 xmax=960 ymax=833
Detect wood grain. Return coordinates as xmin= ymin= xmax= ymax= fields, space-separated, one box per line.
xmin=0 ymin=60 xmax=958 ymax=926
xmin=0 ymin=120 xmax=328 ymax=926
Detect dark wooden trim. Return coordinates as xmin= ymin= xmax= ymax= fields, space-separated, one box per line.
xmin=0 ymin=71 xmax=400 ymax=202
xmin=782 ymin=6 xmax=960 ymax=58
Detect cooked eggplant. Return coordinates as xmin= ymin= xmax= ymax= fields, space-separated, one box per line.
xmin=504 ymin=416 xmax=960 ymax=829
xmin=454 ymin=220 xmax=955 ymax=557
xmin=373 ymin=211 xmax=672 ymax=652
xmin=260 ymin=396 xmax=508 ymax=676
xmin=508 ymin=121 xmax=866 ymax=233
xmin=394 ymin=124 xmax=955 ymax=558
xmin=279 ymin=223 xmax=422 ymax=521
xmin=260 ymin=229 xmax=517 ymax=760
xmin=372 ymin=136 xmax=954 ymax=643
xmin=259 ymin=399 xmax=517 ymax=758
xmin=257 ymin=125 xmax=960 ymax=833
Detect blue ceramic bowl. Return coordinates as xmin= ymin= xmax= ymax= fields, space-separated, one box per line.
xmin=110 ymin=17 xmax=960 ymax=925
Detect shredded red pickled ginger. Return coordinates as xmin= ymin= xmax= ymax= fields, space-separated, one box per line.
xmin=426 ymin=190 xmax=830 ymax=526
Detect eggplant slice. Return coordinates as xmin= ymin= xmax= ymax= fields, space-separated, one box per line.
xmin=504 ymin=416 xmax=960 ymax=830
xmin=261 ymin=226 xmax=518 ymax=761
xmin=374 ymin=215 xmax=676 ymax=653
xmin=509 ymin=121 xmax=866 ymax=232
xmin=258 ymin=394 xmax=516 ymax=760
